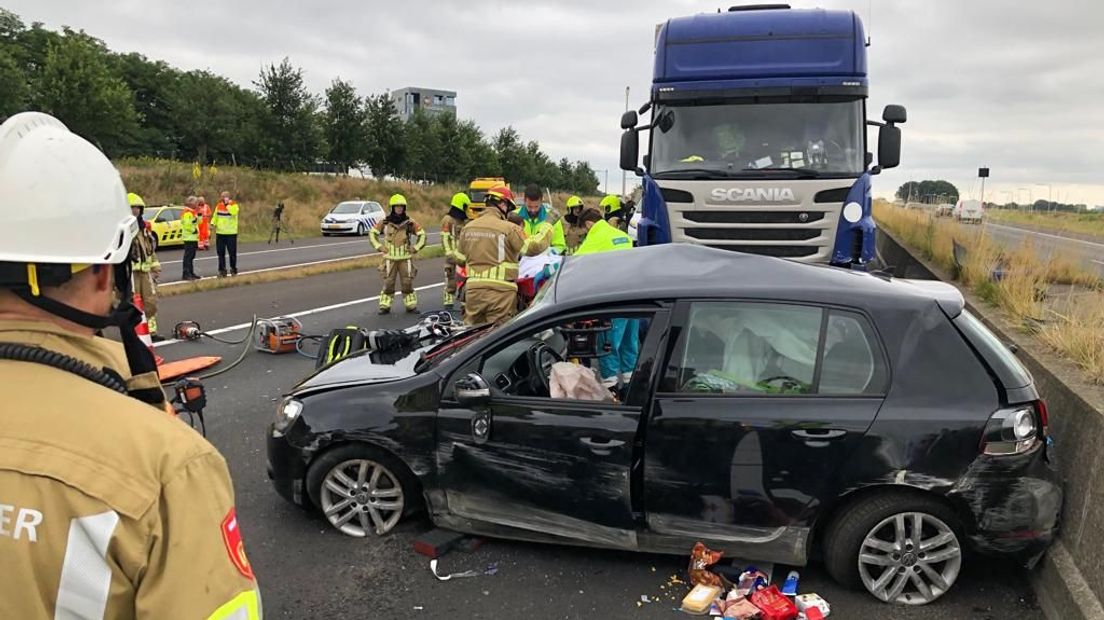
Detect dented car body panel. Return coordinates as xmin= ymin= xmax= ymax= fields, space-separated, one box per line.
xmin=267 ymin=245 xmax=1061 ymax=566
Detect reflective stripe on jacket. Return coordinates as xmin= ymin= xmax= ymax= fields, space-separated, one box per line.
xmin=370 ymin=218 xmax=426 ymax=260
xmin=131 ymin=224 xmax=160 ymax=272
xmin=214 ymin=201 xmax=240 ymax=235
xmin=514 ymin=205 xmax=566 ymax=253
xmin=181 ymin=209 xmax=200 ymax=242
xmin=458 ymin=209 xmax=525 ymax=290
xmin=574 ymin=219 xmax=634 ymax=256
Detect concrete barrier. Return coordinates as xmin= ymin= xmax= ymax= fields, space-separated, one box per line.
xmin=877 ymin=230 xmax=1104 ymax=620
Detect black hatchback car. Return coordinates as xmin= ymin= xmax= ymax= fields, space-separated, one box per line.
xmin=268 ymin=244 xmax=1061 ymax=605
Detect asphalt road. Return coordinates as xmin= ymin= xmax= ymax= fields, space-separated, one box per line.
xmin=983 ymin=221 xmax=1104 ymax=276
xmin=155 ymin=232 xmax=441 ymax=284
xmin=151 ymin=262 xmax=1044 ymax=619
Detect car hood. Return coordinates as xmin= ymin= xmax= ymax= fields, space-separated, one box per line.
xmin=295 ymin=345 xmax=429 ymax=392
xmin=324 ymin=213 xmax=362 ymax=222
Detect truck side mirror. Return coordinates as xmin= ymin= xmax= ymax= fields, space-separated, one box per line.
xmin=882 ymin=104 xmax=907 ymax=124
xmin=620 ymin=110 xmax=638 ymax=130
xmin=878 ymin=124 xmax=902 ymax=170
xmin=620 ymin=130 xmax=639 ymax=172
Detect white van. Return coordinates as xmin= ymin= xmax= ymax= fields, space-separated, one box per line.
xmin=954 ymin=199 xmax=984 ymax=224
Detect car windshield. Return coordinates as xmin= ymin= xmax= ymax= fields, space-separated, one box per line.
xmin=331 ymin=202 xmax=362 ymax=214
xmin=649 ymin=99 xmax=865 ymax=179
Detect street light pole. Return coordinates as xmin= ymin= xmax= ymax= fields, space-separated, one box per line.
xmin=621 ymin=86 xmax=630 ymax=198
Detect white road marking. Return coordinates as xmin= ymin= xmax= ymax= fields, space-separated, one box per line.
xmin=986 ymin=223 xmax=1104 ymax=250
xmin=154 ymin=282 xmax=447 ymax=348
xmin=159 ymin=232 xmax=442 ymax=266
xmin=1093 ymin=259 xmax=1104 ymax=266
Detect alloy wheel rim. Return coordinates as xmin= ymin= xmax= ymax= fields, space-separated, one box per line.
xmin=319 ymin=458 xmax=404 ymax=537
xmin=858 ymin=511 xmax=962 ymax=605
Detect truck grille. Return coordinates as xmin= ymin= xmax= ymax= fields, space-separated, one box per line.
xmin=686 ymin=228 xmax=820 ymax=241
xmin=683 ymin=211 xmax=826 ymax=225
xmin=705 ymin=245 xmax=821 ymax=258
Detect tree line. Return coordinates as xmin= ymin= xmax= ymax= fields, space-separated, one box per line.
xmin=895 ymin=180 xmax=960 ymax=204
xmin=0 ymin=9 xmax=601 ymax=194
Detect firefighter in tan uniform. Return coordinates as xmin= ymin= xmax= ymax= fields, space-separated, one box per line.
xmin=440 ymin=192 xmax=470 ymax=310
xmin=560 ymin=195 xmax=590 ymax=255
xmin=370 ymin=193 xmax=426 ymax=314
xmin=0 ymin=112 xmax=261 ymax=619
xmin=127 ymin=192 xmax=162 ymax=340
xmin=457 ymin=186 xmax=526 ymax=326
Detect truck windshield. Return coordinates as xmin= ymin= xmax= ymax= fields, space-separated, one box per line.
xmin=650 ymin=99 xmax=865 ymax=179
xmin=469 ymin=190 xmax=488 ymax=203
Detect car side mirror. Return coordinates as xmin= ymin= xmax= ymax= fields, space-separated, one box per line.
xmin=882 ymin=104 xmax=907 ymax=124
xmin=620 ymin=110 xmax=638 ymax=130
xmin=455 ymin=372 xmax=491 ymax=407
xmin=878 ymin=124 xmax=902 ymax=170
xmin=620 ymin=130 xmax=639 ymax=172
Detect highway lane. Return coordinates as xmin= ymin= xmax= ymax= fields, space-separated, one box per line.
xmin=150 ymin=264 xmax=1043 ymax=619
xmin=154 ymin=232 xmax=441 ymax=284
xmin=983 ymin=221 xmax=1104 ymax=276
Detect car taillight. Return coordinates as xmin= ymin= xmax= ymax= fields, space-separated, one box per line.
xmin=1036 ymin=399 xmax=1049 ymax=433
xmin=980 ymin=404 xmax=1041 ymax=456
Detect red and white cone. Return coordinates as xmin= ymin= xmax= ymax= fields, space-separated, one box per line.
xmin=132 ymin=290 xmax=164 ymax=366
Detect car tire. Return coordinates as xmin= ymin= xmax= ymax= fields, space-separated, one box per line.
xmin=321 ymin=232 xmax=331 ymax=237
xmin=306 ymin=444 xmax=419 ymax=538
xmin=357 ymin=223 xmax=367 ymax=236
xmin=823 ymin=491 xmax=964 ymax=606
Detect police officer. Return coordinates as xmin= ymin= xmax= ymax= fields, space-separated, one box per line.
xmin=440 ymin=192 xmax=470 ymax=309
xmin=0 ymin=112 xmax=261 ymax=618
xmin=457 ymin=186 xmax=525 ymax=326
xmin=370 ymin=194 xmax=426 ymax=314
xmin=575 ymin=206 xmax=639 ymax=393
xmin=181 ymin=195 xmax=201 ymax=280
xmin=127 ymin=192 xmax=162 ymax=340
xmin=561 ymin=195 xmax=589 ymax=254
xmin=214 ymin=190 xmax=240 ymax=277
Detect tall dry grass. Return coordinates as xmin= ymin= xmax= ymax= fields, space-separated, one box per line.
xmin=988 ymin=209 xmax=1104 ymax=239
xmin=118 ymin=158 xmax=584 ymax=242
xmin=874 ymin=200 xmax=1104 ymax=382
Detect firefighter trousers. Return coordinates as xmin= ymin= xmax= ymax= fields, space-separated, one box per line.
xmin=379 ymin=258 xmax=417 ymax=309
xmin=134 ymin=271 xmax=158 ymax=333
xmin=463 ymin=284 xmax=517 ymax=326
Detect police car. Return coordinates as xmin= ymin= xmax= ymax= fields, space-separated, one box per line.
xmin=320 ymin=200 xmax=385 ymax=236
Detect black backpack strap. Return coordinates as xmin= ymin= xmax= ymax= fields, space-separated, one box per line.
xmin=0 ymin=343 xmax=128 ymax=394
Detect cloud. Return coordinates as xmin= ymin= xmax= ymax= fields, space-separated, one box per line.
xmin=7 ymin=0 xmax=1103 ymax=204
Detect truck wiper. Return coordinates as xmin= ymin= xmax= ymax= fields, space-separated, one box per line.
xmin=741 ymin=167 xmax=822 ymax=179
xmin=652 ymin=168 xmax=729 ymax=180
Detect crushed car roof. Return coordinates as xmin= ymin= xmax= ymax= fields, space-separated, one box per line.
xmin=553 ymin=244 xmax=964 ymax=316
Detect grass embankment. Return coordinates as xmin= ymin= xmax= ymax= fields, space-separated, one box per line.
xmin=159 ymin=245 xmax=445 ymax=298
xmin=119 ymin=157 xmax=590 ymax=243
xmin=986 ymin=209 xmax=1104 ymax=240
xmin=874 ymin=201 xmax=1104 ymax=382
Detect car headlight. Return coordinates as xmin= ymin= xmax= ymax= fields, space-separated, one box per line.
xmin=274 ymin=398 xmax=303 ymax=433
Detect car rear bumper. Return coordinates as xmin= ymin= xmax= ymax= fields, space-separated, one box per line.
xmin=267 ymin=425 xmax=310 ymax=506
xmin=951 ymin=445 xmax=1062 ymax=565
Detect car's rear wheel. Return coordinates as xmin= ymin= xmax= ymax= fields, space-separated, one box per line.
xmin=306 ymin=444 xmax=413 ymax=538
xmin=823 ymin=492 xmax=963 ymax=605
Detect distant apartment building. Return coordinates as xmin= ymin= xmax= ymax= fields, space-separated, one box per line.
xmin=390 ymin=87 xmax=457 ymax=122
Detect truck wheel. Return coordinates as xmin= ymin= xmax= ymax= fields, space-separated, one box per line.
xmin=823 ymin=492 xmax=963 ymax=605
xmin=306 ymin=444 xmax=419 ymax=538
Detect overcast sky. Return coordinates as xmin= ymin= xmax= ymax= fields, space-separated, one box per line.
xmin=8 ymin=0 xmax=1103 ymax=205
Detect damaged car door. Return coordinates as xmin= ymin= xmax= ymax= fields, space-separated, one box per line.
xmin=643 ymin=301 xmax=889 ymax=563
xmin=434 ymin=311 xmax=662 ymax=549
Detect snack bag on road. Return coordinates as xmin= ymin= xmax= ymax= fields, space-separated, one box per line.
xmin=749 ymin=585 xmax=798 ymax=620
xmin=688 ymin=541 xmax=725 ymax=587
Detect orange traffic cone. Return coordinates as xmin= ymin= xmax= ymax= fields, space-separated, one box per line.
xmin=132 ymin=289 xmax=164 ymax=366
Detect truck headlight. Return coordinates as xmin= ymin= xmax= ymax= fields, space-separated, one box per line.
xmin=275 ymin=398 xmax=303 ymax=433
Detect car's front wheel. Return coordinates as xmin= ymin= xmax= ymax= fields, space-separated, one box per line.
xmin=356 ymin=222 xmax=367 ymax=236
xmin=823 ymin=492 xmax=963 ymax=606
xmin=306 ymin=445 xmax=412 ymax=537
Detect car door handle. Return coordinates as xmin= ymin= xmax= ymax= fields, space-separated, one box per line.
xmin=579 ymin=437 xmax=625 ymax=454
xmin=791 ymin=429 xmax=847 ymax=441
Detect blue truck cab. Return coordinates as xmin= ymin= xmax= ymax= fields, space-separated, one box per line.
xmin=620 ymin=4 xmax=906 ymax=267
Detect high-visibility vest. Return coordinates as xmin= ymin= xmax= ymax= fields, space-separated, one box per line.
xmin=514 ymin=206 xmax=566 ymax=253
xmin=181 ymin=208 xmax=200 ymax=242
xmin=574 ymin=219 xmax=633 ymax=256
xmin=214 ymin=201 xmax=240 ymax=235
